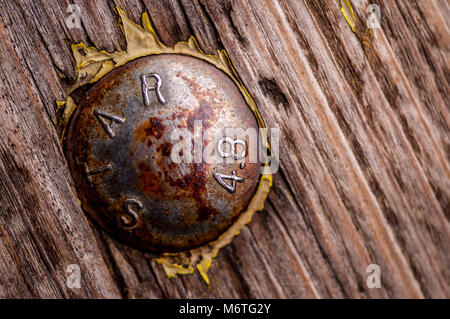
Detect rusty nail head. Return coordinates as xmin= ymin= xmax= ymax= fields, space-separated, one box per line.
xmin=65 ymin=54 xmax=262 ymax=252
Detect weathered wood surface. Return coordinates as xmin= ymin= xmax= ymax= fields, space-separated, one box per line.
xmin=0 ymin=0 xmax=448 ymax=298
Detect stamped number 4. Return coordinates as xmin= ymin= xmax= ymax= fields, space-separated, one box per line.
xmin=214 ymin=171 xmax=244 ymax=194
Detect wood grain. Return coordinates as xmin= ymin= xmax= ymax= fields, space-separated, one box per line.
xmin=0 ymin=0 xmax=448 ymax=298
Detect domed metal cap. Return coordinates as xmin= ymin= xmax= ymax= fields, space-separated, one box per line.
xmin=64 ymin=53 xmax=261 ymax=252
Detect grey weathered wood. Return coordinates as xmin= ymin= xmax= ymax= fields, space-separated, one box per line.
xmin=0 ymin=0 xmax=448 ymax=298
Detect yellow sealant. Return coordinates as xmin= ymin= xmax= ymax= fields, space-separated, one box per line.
xmin=340 ymin=0 xmax=356 ymax=33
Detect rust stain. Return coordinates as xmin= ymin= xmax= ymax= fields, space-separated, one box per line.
xmin=177 ymin=73 xmax=219 ymax=131
xmin=197 ymin=207 xmax=219 ymax=222
xmin=135 ymin=121 xmax=216 ymax=222
xmin=137 ymin=161 xmax=165 ymax=194
xmin=157 ymin=142 xmax=173 ymax=157
xmin=187 ymin=99 xmax=216 ymax=130
xmin=134 ymin=117 xmax=167 ymax=146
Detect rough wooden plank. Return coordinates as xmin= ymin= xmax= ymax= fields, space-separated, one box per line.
xmin=203 ymin=0 xmax=449 ymax=298
xmin=0 ymin=5 xmax=120 ymax=297
xmin=0 ymin=0 xmax=448 ymax=298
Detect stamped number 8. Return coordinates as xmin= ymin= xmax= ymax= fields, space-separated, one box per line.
xmin=217 ymin=137 xmax=246 ymax=160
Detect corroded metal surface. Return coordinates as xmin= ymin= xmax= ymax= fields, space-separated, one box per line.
xmin=64 ymin=54 xmax=261 ymax=252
